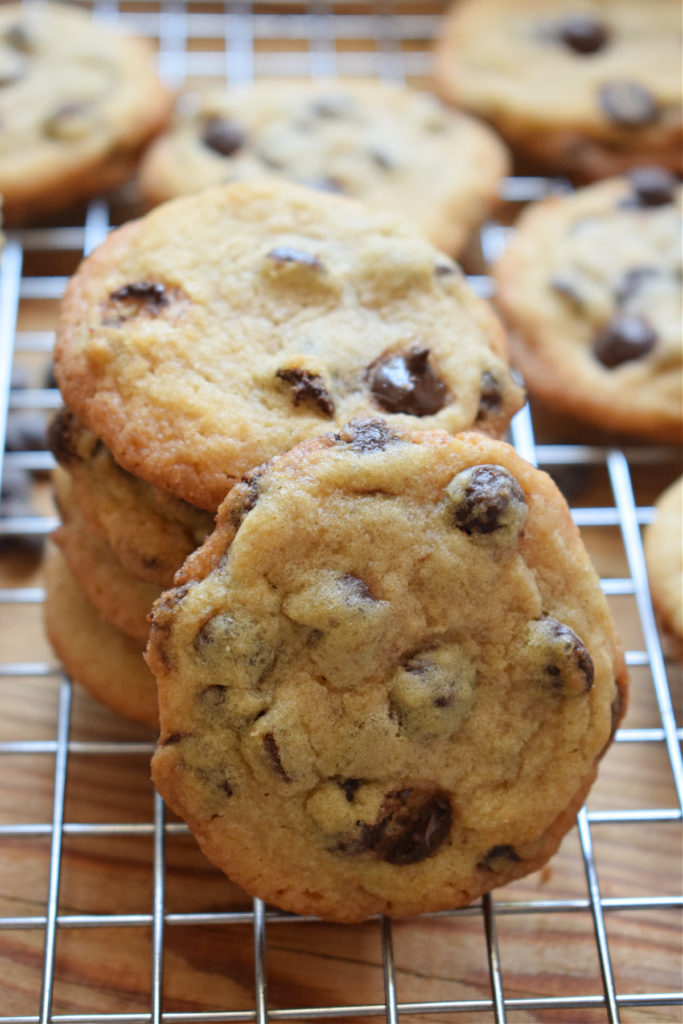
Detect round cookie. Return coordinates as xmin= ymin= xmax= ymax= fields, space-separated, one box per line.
xmin=644 ymin=476 xmax=683 ymax=656
xmin=492 ymin=170 xmax=682 ymax=442
xmin=52 ymin=467 xmax=161 ymax=644
xmin=49 ymin=407 xmax=213 ymax=587
xmin=139 ymin=78 xmax=510 ymax=256
xmin=44 ymin=545 xmax=158 ymax=727
xmin=54 ymin=178 xmax=525 ymax=513
xmin=432 ymin=0 xmax=683 ymax=182
xmin=146 ymin=420 xmax=627 ymax=922
xmin=0 ymin=2 xmax=173 ymax=225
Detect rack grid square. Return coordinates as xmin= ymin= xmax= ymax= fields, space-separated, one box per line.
xmin=0 ymin=3 xmax=681 ymax=1021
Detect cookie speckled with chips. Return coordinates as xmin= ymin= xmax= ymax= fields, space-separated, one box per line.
xmin=146 ymin=421 xmax=627 ymax=922
xmin=139 ymin=78 xmax=510 ymax=256
xmin=0 ymin=2 xmax=173 ymax=225
xmin=432 ymin=0 xmax=683 ymax=182
xmin=493 ymin=170 xmax=682 ymax=442
xmin=54 ymin=178 xmax=524 ymax=514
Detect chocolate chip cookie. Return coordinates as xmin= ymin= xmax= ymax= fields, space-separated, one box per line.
xmin=493 ymin=170 xmax=682 ymax=442
xmin=0 ymin=1 xmax=173 ymax=225
xmin=54 ymin=178 xmax=524 ymax=514
xmin=146 ymin=420 xmax=627 ymax=922
xmin=433 ymin=0 xmax=683 ymax=181
xmin=644 ymin=475 xmax=683 ymax=656
xmin=44 ymin=545 xmax=158 ymax=727
xmin=139 ymin=78 xmax=510 ymax=256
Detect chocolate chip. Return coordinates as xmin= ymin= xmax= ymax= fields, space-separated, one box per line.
xmin=476 ymin=371 xmax=503 ymax=420
xmin=339 ymin=777 xmax=363 ymax=802
xmin=229 ymin=472 xmax=261 ymax=530
xmin=337 ymin=418 xmax=401 ymax=453
xmin=110 ymin=281 xmax=168 ymax=311
xmin=362 ymin=788 xmax=451 ymax=865
xmin=537 ymin=618 xmax=594 ymax=696
xmin=446 ymin=465 xmax=527 ymax=537
xmin=201 ymin=116 xmax=245 ymax=157
xmin=263 ymin=733 xmax=291 ymax=782
xmin=276 ymin=367 xmax=334 ymax=417
xmin=47 ymin=408 xmax=80 ymax=467
xmin=626 ymin=166 xmax=677 ymax=207
xmin=5 ymin=411 xmax=48 ymax=452
xmin=598 ymin=81 xmax=659 ymax=127
xmin=593 ymin=315 xmax=657 ymax=368
xmin=477 ymin=844 xmax=521 ymax=871
xmin=200 ymin=685 xmax=228 ymax=708
xmin=557 ymin=14 xmax=609 ymax=54
xmin=266 ymin=246 xmax=324 ymax=271
xmin=369 ymin=346 xmax=448 ymax=417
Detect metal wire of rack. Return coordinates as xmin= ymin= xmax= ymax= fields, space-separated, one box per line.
xmin=0 ymin=2 xmax=682 ymax=1021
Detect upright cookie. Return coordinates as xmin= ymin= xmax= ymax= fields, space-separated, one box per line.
xmin=146 ymin=421 xmax=627 ymax=922
xmin=0 ymin=2 xmax=173 ymax=225
xmin=55 ymin=179 xmax=524 ymax=513
xmin=433 ymin=0 xmax=682 ymax=182
xmin=644 ymin=476 xmax=683 ymax=656
xmin=492 ymin=170 xmax=682 ymax=442
xmin=139 ymin=78 xmax=510 ymax=256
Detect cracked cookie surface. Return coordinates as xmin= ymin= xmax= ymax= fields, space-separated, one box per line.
xmin=55 ymin=178 xmax=523 ymax=512
xmin=0 ymin=2 xmax=172 ymax=225
xmin=493 ymin=171 xmax=682 ymax=442
xmin=146 ymin=421 xmax=627 ymax=921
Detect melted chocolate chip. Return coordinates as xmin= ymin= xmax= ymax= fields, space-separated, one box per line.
xmin=47 ymin=408 xmax=80 ymax=467
xmin=557 ymin=14 xmax=609 ymax=54
xmin=598 ymin=81 xmax=659 ymax=127
xmin=229 ymin=472 xmax=262 ymax=530
xmin=266 ymin=246 xmax=324 ymax=271
xmin=339 ymin=777 xmax=363 ymax=802
xmin=476 ymin=371 xmax=503 ymax=420
xmin=593 ymin=315 xmax=657 ymax=368
xmin=109 ymin=281 xmax=168 ymax=314
xmin=477 ymin=844 xmax=521 ymax=871
xmin=541 ymin=619 xmax=594 ymax=695
xmin=276 ymin=367 xmax=334 ymax=416
xmin=369 ymin=346 xmax=448 ymax=417
xmin=338 ymin=418 xmax=401 ymax=453
xmin=362 ymin=788 xmax=451 ymax=865
xmin=263 ymin=733 xmax=291 ymax=781
xmin=201 ymin=116 xmax=245 ymax=156
xmin=448 ymin=465 xmax=527 ymax=536
xmin=626 ymin=166 xmax=677 ymax=207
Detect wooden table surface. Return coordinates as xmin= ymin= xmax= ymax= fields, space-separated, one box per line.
xmin=1 ymin=3 xmax=682 ymax=1020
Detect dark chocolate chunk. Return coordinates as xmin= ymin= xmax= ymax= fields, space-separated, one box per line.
xmin=557 ymin=14 xmax=609 ymax=54
xmin=339 ymin=777 xmax=363 ymax=802
xmin=448 ymin=464 xmax=527 ymax=536
xmin=476 ymin=371 xmax=503 ymax=420
xmin=598 ymin=81 xmax=659 ymax=127
xmin=276 ymin=367 xmax=334 ymax=417
xmin=541 ymin=618 xmax=594 ymax=696
xmin=47 ymin=408 xmax=80 ymax=467
xmin=263 ymin=733 xmax=291 ymax=781
xmin=5 ymin=411 xmax=48 ymax=452
xmin=626 ymin=166 xmax=677 ymax=207
xmin=109 ymin=281 xmax=168 ymax=311
xmin=593 ymin=315 xmax=657 ymax=368
xmin=201 ymin=116 xmax=245 ymax=157
xmin=477 ymin=844 xmax=521 ymax=871
xmin=266 ymin=246 xmax=324 ymax=271
xmin=362 ymin=788 xmax=451 ymax=865
xmin=369 ymin=346 xmax=448 ymax=417
xmin=337 ymin=418 xmax=401 ymax=453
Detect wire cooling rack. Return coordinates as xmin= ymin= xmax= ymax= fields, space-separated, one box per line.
xmin=1 ymin=2 xmax=682 ymax=1021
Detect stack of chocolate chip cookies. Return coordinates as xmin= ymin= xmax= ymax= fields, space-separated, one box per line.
xmin=47 ymin=177 xmax=525 ymax=725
